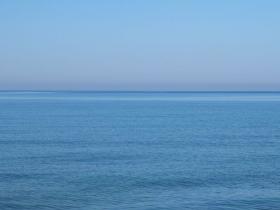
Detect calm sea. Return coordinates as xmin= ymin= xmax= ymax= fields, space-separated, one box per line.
xmin=0 ymin=91 xmax=280 ymax=210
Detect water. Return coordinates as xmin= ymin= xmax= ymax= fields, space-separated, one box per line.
xmin=0 ymin=91 xmax=280 ymax=210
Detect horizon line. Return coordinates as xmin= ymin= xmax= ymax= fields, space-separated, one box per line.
xmin=1 ymin=90 xmax=280 ymax=93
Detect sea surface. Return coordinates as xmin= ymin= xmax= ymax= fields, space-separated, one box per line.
xmin=0 ymin=91 xmax=280 ymax=210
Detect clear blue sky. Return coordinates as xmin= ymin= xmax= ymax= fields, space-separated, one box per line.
xmin=0 ymin=0 xmax=279 ymax=90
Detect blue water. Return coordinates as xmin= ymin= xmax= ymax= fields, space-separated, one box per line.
xmin=0 ymin=91 xmax=280 ymax=210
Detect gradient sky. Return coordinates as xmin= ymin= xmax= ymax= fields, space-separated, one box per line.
xmin=0 ymin=0 xmax=280 ymax=90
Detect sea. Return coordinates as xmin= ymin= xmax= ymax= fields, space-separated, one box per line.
xmin=0 ymin=91 xmax=280 ymax=210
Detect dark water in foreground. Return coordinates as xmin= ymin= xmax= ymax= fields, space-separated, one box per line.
xmin=0 ymin=91 xmax=280 ymax=210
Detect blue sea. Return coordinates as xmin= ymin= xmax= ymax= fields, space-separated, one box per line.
xmin=0 ymin=91 xmax=280 ymax=210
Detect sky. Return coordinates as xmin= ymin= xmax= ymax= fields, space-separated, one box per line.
xmin=0 ymin=0 xmax=280 ymax=91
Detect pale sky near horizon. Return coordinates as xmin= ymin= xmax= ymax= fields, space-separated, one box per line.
xmin=0 ymin=0 xmax=279 ymax=90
